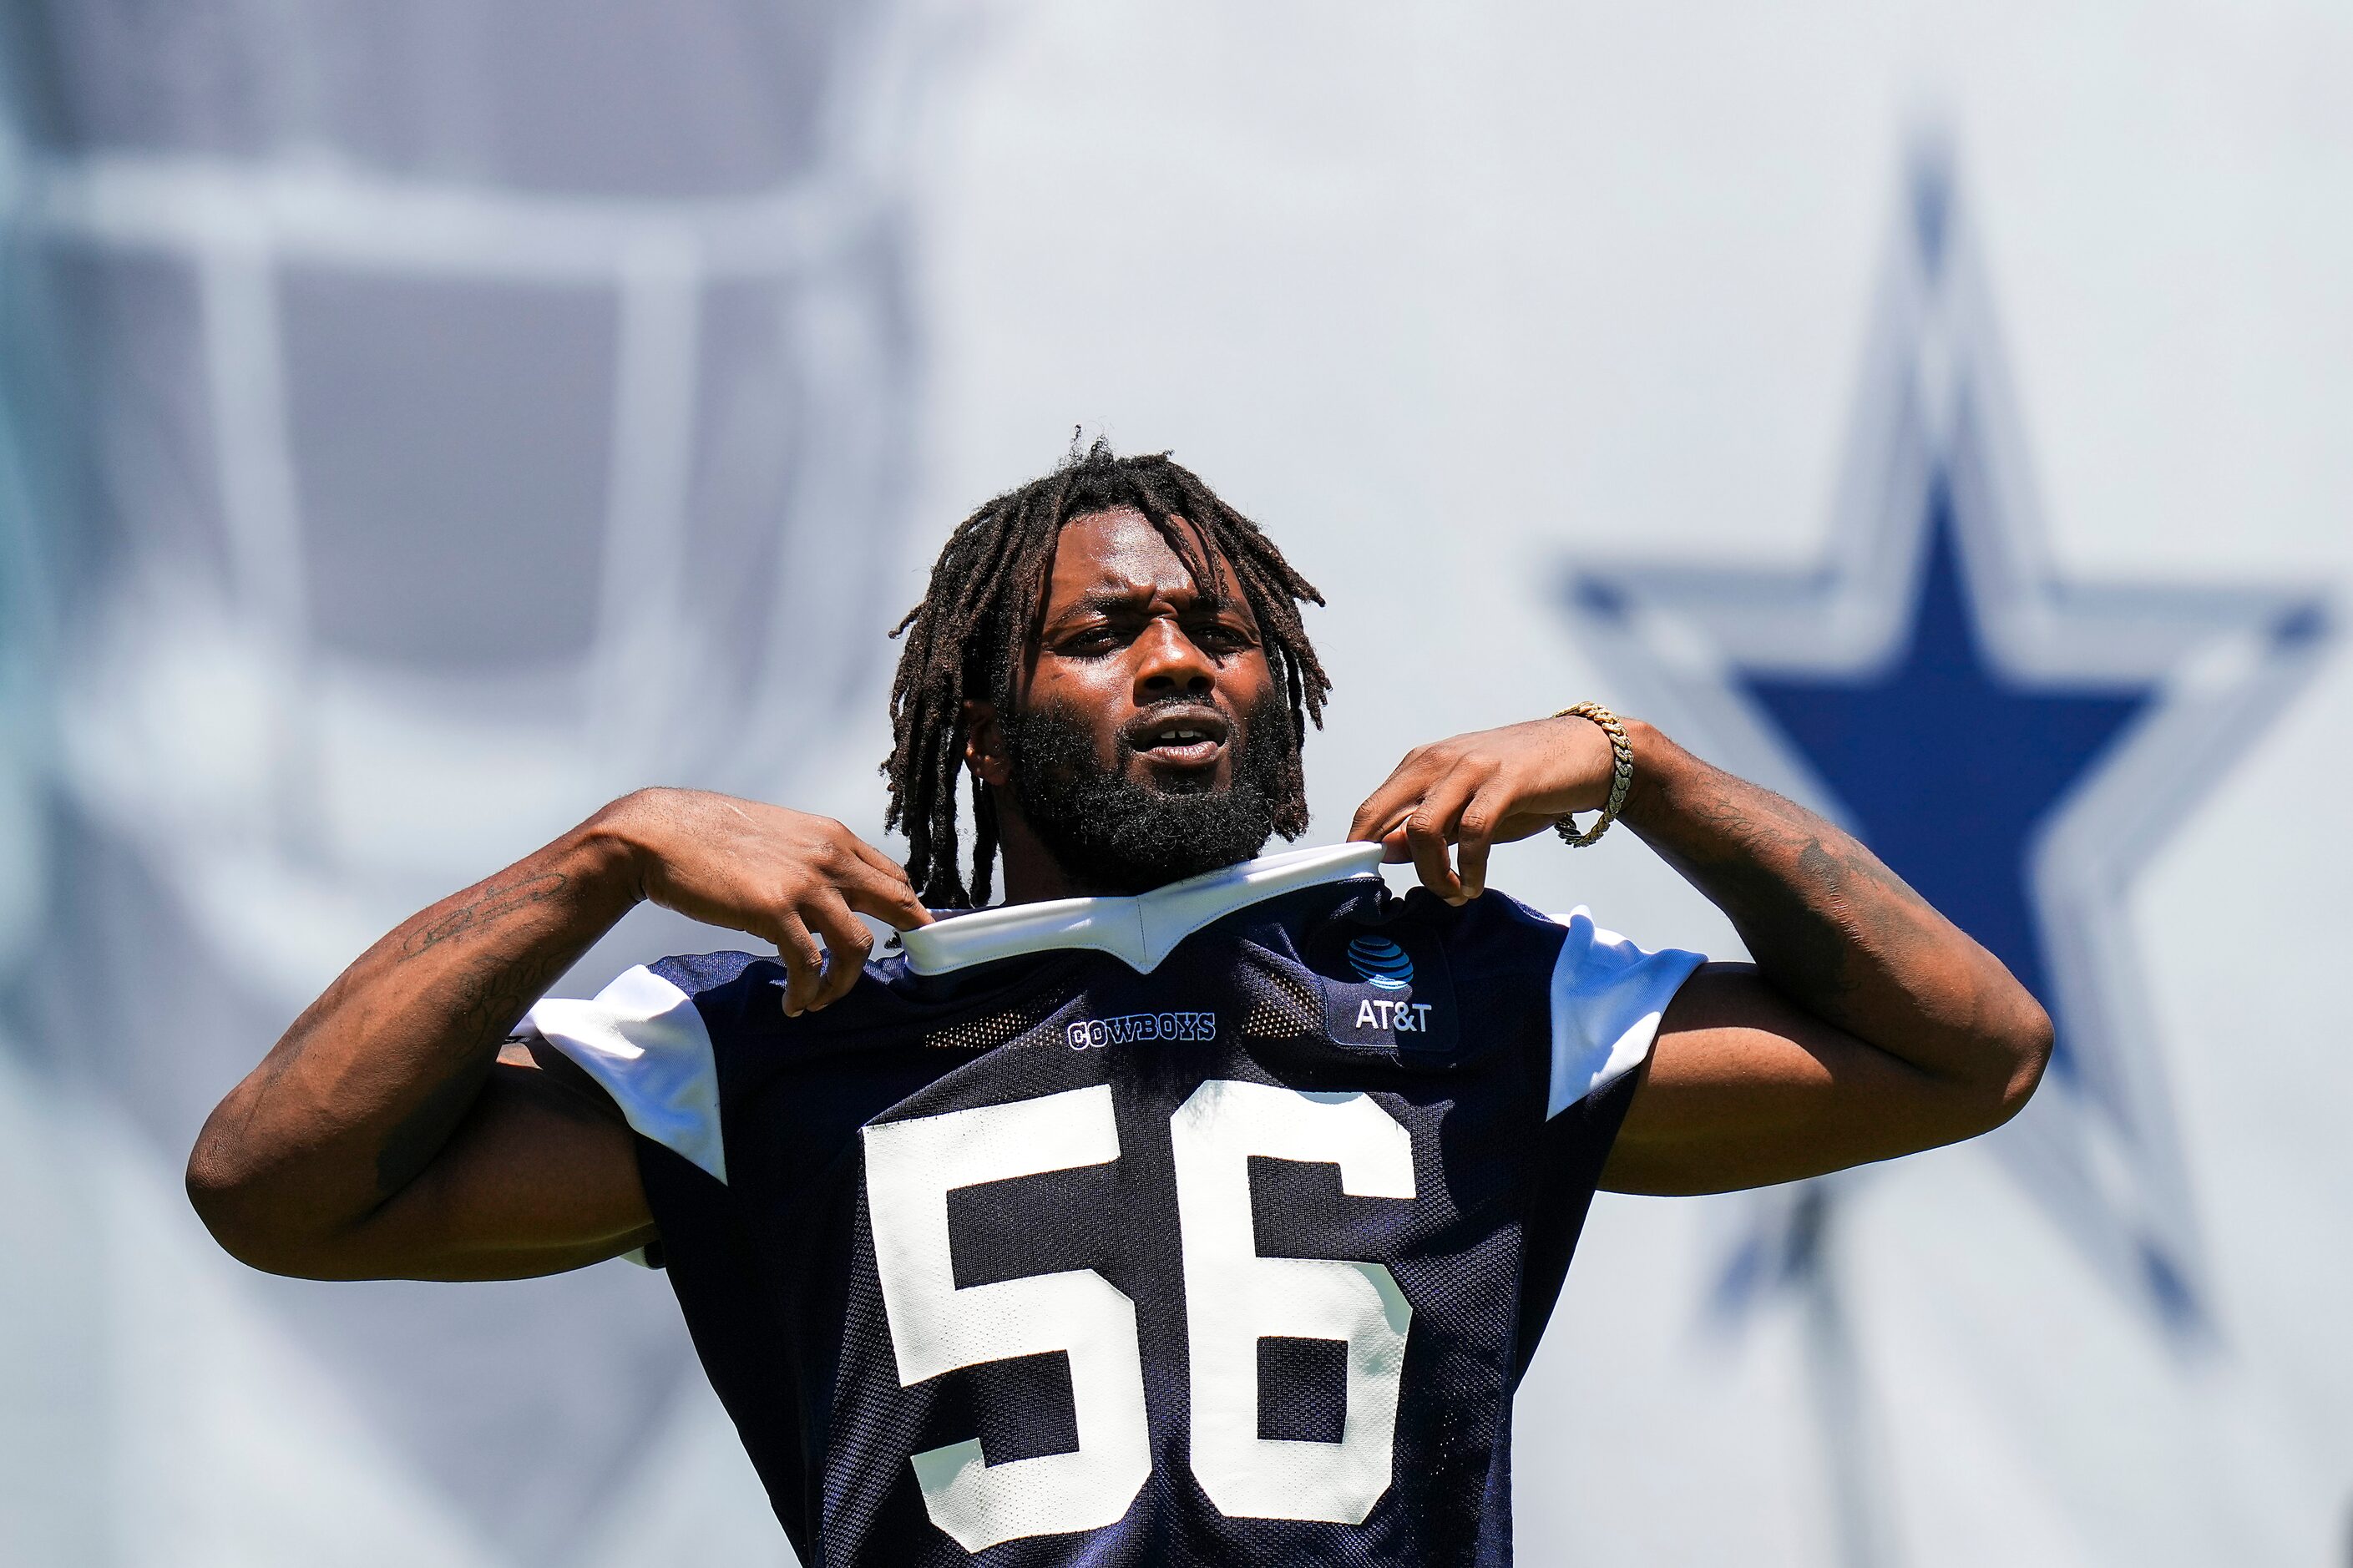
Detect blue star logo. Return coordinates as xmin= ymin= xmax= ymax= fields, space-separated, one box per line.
xmin=1561 ymin=147 xmax=2330 ymax=1341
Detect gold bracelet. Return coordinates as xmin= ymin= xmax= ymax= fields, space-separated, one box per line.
xmin=1552 ymin=702 xmax=1633 ymax=847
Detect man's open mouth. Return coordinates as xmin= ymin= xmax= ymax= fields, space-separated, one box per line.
xmin=1126 ymin=708 xmax=1230 ymax=767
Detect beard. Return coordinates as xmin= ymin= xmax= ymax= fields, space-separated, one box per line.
xmin=1003 ymin=690 xmax=1300 ymax=896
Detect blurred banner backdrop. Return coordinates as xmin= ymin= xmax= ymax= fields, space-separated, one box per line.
xmin=3 ymin=5 xmax=2350 ymax=1565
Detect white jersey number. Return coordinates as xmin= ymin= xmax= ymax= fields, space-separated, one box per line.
xmin=862 ymin=1086 xmax=1151 ymax=1552
xmin=861 ymin=1081 xmax=1417 ymax=1549
xmin=1171 ymin=1080 xmax=1416 ymax=1523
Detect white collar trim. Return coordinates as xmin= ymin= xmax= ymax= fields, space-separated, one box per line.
xmin=900 ymin=842 xmax=1386 ymax=976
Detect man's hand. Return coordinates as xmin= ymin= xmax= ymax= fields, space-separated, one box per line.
xmin=188 ymin=788 xmax=934 ymax=1281
xmin=618 ymin=790 xmax=932 ymax=1015
xmin=1352 ymin=714 xmax=2052 ymax=1191
xmin=1347 ymin=714 xmax=1619 ymax=903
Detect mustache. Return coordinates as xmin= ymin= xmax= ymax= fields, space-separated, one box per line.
xmin=999 ymin=688 xmax=1302 ymax=895
xmin=1113 ymin=697 xmax=1236 ymax=759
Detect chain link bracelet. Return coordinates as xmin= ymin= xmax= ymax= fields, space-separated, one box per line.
xmin=1552 ymin=702 xmax=1633 ymax=847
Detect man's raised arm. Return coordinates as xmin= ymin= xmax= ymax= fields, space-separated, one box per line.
xmin=1349 ymin=713 xmax=2053 ymax=1195
xmin=185 ymin=790 xmax=930 ymax=1282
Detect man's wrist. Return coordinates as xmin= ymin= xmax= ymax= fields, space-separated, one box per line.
xmin=578 ymin=789 xmax=672 ymax=908
xmin=1611 ymin=718 xmax=1680 ymax=832
xmin=1546 ymin=703 xmax=1635 ymax=846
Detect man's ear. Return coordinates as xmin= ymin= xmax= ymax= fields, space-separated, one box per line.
xmin=963 ymin=698 xmax=1012 ymax=788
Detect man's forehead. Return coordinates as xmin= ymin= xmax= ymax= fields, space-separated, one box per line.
xmin=1045 ymin=508 xmax=1236 ymax=609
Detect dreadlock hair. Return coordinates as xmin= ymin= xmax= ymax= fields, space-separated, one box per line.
xmin=884 ymin=439 xmax=1332 ymax=909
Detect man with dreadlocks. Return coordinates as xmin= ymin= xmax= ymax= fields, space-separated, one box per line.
xmin=190 ymin=442 xmax=2050 ymax=1565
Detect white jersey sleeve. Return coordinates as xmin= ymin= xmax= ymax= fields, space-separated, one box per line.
xmin=519 ymin=964 xmax=728 ymax=1185
xmin=1544 ymin=907 xmax=1708 ymax=1119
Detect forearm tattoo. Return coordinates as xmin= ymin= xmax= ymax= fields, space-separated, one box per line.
xmin=367 ymin=869 xmax=584 ymax=1197
xmin=402 ymin=872 xmax=569 ymax=959
xmin=1647 ymin=772 xmax=1941 ymax=1035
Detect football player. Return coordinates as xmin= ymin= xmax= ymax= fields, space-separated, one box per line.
xmin=188 ymin=443 xmax=2051 ymax=1565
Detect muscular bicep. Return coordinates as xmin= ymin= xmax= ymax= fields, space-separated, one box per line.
xmin=321 ymin=1039 xmax=657 ymax=1281
xmin=1600 ymin=962 xmax=2009 ymax=1195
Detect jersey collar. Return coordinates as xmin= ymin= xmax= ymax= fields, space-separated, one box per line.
xmin=900 ymin=842 xmax=1386 ymax=977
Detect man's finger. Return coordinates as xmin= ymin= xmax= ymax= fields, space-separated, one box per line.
xmin=802 ymin=893 xmax=875 ymax=1010
xmin=1403 ymin=770 xmax=1479 ymax=904
xmin=1455 ymin=781 xmax=1510 ymax=899
xmin=1347 ymin=787 xmax=1398 ymax=844
xmin=772 ymin=912 xmax=827 ymax=1018
xmin=1348 ymin=752 xmax=1440 ymax=843
xmin=1353 ymin=795 xmax=1424 ymax=857
xmin=841 ymin=862 xmax=935 ymax=931
xmin=844 ymin=833 xmax=923 ymax=898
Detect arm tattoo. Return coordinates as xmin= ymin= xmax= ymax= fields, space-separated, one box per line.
xmin=438 ymin=945 xmax=571 ymax=1054
xmin=400 ymin=872 xmax=569 ymax=959
xmin=367 ymin=871 xmax=587 ymax=1196
xmin=1654 ymin=781 xmax=1941 ymax=1035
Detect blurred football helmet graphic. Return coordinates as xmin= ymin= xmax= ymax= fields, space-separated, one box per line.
xmin=8 ymin=0 xmax=937 ymax=1015
xmin=0 ymin=2 xmax=956 ymax=1557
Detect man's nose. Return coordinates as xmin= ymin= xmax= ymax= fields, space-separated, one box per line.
xmin=1133 ymin=617 xmax=1215 ymax=699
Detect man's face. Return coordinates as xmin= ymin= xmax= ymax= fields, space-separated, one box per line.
xmin=1027 ymin=507 xmax=1277 ymax=789
xmin=974 ymin=507 xmax=1298 ymax=895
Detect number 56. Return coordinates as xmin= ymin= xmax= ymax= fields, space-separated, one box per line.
xmin=863 ymin=1080 xmax=1418 ymax=1552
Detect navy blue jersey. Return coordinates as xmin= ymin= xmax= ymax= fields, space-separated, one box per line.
xmin=524 ymin=844 xmax=1703 ymax=1567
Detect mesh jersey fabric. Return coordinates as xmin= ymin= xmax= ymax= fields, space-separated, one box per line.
xmin=524 ymin=869 xmax=1703 ymax=1566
